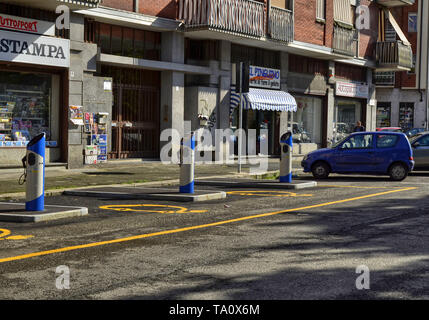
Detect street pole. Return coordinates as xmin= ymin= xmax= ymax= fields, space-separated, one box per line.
xmin=238 ymin=62 xmax=243 ymax=173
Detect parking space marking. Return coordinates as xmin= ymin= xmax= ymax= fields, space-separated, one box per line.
xmin=0 ymin=228 xmax=33 ymax=241
xmin=318 ymin=185 xmax=406 ymax=189
xmin=99 ymin=204 xmax=207 ymax=214
xmin=0 ymin=187 xmax=417 ymax=264
xmin=227 ymin=190 xmax=313 ymax=197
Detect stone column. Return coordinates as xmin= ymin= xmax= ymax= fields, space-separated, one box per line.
xmin=160 ymin=32 xmax=185 ymax=159
xmin=366 ymin=68 xmax=377 ymax=132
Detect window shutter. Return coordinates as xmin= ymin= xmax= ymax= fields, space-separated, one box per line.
xmin=316 ymin=0 xmax=325 ymax=20
xmin=334 ymin=0 xmax=352 ymax=25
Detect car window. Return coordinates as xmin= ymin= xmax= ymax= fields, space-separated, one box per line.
xmin=341 ymin=134 xmax=373 ymax=150
xmin=377 ymin=135 xmax=399 ymax=148
xmin=417 ymin=135 xmax=429 ymax=147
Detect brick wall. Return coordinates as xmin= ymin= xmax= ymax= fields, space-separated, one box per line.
xmin=101 ymin=0 xmax=134 ymax=12
xmin=294 ymin=0 xmax=326 ymax=46
xmin=396 ymin=1 xmax=419 ymax=88
xmin=138 ymin=0 xmax=176 ymax=19
xmin=358 ymin=0 xmax=378 ymax=59
xmin=101 ymin=0 xmax=176 ymax=19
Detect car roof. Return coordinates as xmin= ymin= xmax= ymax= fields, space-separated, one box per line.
xmin=350 ymin=131 xmax=405 ymax=136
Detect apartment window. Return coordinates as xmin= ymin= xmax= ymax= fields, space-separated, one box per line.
xmin=408 ymin=13 xmax=417 ymax=33
xmin=333 ymin=0 xmax=353 ymax=26
xmin=271 ymin=0 xmax=292 ymax=10
xmin=316 ymin=0 xmax=325 ymax=22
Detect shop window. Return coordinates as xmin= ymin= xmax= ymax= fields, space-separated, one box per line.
xmin=335 ymin=63 xmax=366 ymax=82
xmin=289 ymin=55 xmax=327 ymax=76
xmin=399 ymin=102 xmax=414 ymax=130
xmin=294 ymin=96 xmax=323 ymax=144
xmin=231 ymin=44 xmax=280 ymax=69
xmin=0 ymin=71 xmax=55 ymax=147
xmin=334 ymin=100 xmax=362 ymax=143
xmin=122 ymin=27 xmax=134 ymax=57
xmin=99 ymin=23 xmax=112 ymax=54
xmin=94 ymin=23 xmax=161 ymax=61
xmin=111 ymin=25 xmax=123 ymax=56
xmin=376 ymin=103 xmax=391 ymax=128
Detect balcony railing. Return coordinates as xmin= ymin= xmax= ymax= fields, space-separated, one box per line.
xmin=374 ymin=72 xmax=395 ymax=86
xmin=333 ymin=25 xmax=357 ymax=57
xmin=268 ymin=6 xmax=294 ymax=43
xmin=4 ymin=0 xmax=100 ymax=9
xmin=375 ymin=0 xmax=415 ymax=7
xmin=376 ymin=41 xmax=413 ymax=71
xmin=178 ymin=0 xmax=265 ymax=38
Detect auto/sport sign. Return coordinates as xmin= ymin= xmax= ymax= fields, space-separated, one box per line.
xmin=0 ymin=29 xmax=70 ymax=68
xmin=249 ymin=66 xmax=281 ymax=90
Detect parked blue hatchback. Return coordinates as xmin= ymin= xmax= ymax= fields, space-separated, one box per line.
xmin=301 ymin=132 xmax=414 ymax=181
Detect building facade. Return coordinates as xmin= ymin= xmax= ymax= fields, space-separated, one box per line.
xmin=375 ymin=0 xmax=428 ymax=132
xmin=0 ymin=0 xmax=415 ymax=168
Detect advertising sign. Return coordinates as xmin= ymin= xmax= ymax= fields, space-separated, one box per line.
xmin=0 ymin=29 xmax=70 ymax=68
xmin=249 ymin=66 xmax=281 ymax=90
xmin=0 ymin=14 xmax=55 ymax=36
xmin=336 ymin=81 xmax=369 ymax=99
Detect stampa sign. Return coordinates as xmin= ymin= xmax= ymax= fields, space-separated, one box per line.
xmin=0 ymin=29 xmax=70 ymax=68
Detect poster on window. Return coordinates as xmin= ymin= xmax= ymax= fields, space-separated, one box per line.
xmin=70 ymin=105 xmax=84 ymax=125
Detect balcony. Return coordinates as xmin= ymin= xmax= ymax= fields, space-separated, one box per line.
xmin=376 ymin=41 xmax=413 ymax=71
xmin=3 ymin=0 xmax=101 ymax=10
xmin=178 ymin=0 xmax=265 ymax=38
xmin=376 ymin=0 xmax=415 ymax=7
xmin=268 ymin=6 xmax=294 ymax=43
xmin=332 ymin=25 xmax=358 ymax=57
xmin=374 ymin=72 xmax=395 ymax=86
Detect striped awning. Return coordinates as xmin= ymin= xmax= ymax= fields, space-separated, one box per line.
xmin=230 ymin=87 xmax=297 ymax=113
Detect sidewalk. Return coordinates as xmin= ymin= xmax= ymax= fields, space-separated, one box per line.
xmin=0 ymin=158 xmax=305 ymax=200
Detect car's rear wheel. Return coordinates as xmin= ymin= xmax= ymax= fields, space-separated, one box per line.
xmin=389 ymin=163 xmax=408 ymax=181
xmin=312 ymin=162 xmax=330 ymax=179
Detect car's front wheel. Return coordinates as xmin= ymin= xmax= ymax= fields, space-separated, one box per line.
xmin=312 ymin=162 xmax=330 ymax=179
xmin=389 ymin=163 xmax=408 ymax=181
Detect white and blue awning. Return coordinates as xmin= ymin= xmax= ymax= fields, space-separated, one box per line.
xmin=230 ymin=87 xmax=297 ymax=114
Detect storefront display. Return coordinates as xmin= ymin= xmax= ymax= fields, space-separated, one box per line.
xmin=294 ymin=96 xmax=323 ymax=145
xmin=399 ymin=103 xmax=414 ymax=130
xmin=334 ymin=100 xmax=362 ymax=143
xmin=376 ymin=103 xmax=391 ymax=128
xmin=0 ymin=71 xmax=54 ymax=148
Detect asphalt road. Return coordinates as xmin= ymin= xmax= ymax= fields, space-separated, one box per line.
xmin=1 ymin=172 xmax=429 ymax=300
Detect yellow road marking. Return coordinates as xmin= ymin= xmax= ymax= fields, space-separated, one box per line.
xmin=99 ymin=204 xmax=207 ymax=214
xmin=227 ymin=190 xmax=312 ymax=197
xmin=0 ymin=187 xmax=417 ymax=264
xmin=0 ymin=228 xmax=33 ymax=241
xmin=318 ymin=185 xmax=409 ymax=189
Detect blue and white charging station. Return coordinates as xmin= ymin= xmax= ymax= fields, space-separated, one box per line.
xmin=280 ymin=132 xmax=293 ymax=183
xmin=179 ymin=132 xmax=195 ymax=194
xmin=24 ymin=133 xmax=45 ymax=211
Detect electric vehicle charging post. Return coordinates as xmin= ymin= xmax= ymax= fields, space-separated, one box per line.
xmin=280 ymin=132 xmax=293 ymax=183
xmin=179 ymin=132 xmax=195 ymax=194
xmin=23 ymin=133 xmax=46 ymax=211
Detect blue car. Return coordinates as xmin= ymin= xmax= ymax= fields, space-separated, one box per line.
xmin=301 ymin=132 xmax=414 ymax=181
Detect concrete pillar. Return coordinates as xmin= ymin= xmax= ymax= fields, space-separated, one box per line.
xmin=366 ymin=69 xmax=377 ymax=132
xmin=279 ymin=52 xmax=289 ymax=137
xmin=160 ymin=32 xmax=185 ymax=158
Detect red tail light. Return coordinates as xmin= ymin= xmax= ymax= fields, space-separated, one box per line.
xmin=410 ymin=157 xmax=414 ymax=161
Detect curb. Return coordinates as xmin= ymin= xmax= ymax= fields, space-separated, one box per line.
xmin=0 ymin=168 xmax=305 ymax=201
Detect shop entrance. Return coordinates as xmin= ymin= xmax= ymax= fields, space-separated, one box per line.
xmin=102 ymin=66 xmax=160 ymax=159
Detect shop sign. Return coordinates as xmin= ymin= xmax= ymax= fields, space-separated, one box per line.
xmin=250 ymin=66 xmax=281 ymax=90
xmin=0 ymin=29 xmax=70 ymax=68
xmin=0 ymin=14 xmax=55 ymax=36
xmin=336 ymin=81 xmax=369 ymax=99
